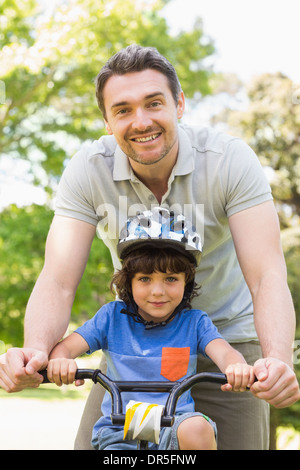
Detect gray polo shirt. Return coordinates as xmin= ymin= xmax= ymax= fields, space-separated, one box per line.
xmin=55 ymin=124 xmax=272 ymax=343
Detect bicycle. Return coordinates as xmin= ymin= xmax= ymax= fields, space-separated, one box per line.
xmin=40 ymin=368 xmax=227 ymax=450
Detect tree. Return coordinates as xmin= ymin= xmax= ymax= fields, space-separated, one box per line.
xmin=0 ymin=0 xmax=215 ymax=188
xmin=0 ymin=205 xmax=53 ymax=346
xmin=223 ymin=73 xmax=300 ymax=219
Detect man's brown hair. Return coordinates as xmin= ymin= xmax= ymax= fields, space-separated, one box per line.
xmin=95 ymin=44 xmax=182 ymax=119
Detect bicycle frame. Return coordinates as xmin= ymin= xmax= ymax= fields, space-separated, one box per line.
xmin=41 ymin=368 xmax=227 ymax=450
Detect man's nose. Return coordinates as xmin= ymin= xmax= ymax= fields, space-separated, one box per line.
xmin=132 ymin=108 xmax=152 ymax=131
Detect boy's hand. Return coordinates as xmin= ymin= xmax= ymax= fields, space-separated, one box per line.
xmin=221 ymin=363 xmax=255 ymax=392
xmin=47 ymin=358 xmax=82 ymax=387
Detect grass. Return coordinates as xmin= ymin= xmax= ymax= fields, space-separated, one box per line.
xmin=0 ymin=383 xmax=90 ymax=401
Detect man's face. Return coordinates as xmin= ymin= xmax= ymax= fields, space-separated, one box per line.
xmin=103 ymin=69 xmax=185 ymax=166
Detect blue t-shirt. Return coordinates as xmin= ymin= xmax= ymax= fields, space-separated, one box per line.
xmin=75 ymin=300 xmax=223 ymax=437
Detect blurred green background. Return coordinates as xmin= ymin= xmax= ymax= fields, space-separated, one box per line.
xmin=0 ymin=0 xmax=299 ymax=449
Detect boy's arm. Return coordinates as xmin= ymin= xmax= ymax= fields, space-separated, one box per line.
xmin=205 ymin=338 xmax=255 ymax=392
xmin=49 ymin=332 xmax=89 ymax=360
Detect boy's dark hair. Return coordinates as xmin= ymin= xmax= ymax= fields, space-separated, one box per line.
xmin=95 ymin=44 xmax=182 ymax=119
xmin=111 ymin=246 xmax=199 ymax=308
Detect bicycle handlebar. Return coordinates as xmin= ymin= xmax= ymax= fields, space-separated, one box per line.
xmin=40 ymin=369 xmax=227 ymax=427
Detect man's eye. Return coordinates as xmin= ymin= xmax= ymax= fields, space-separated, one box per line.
xmin=150 ymin=101 xmax=161 ymax=108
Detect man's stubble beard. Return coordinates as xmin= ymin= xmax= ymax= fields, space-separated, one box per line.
xmin=124 ymin=132 xmax=178 ymax=166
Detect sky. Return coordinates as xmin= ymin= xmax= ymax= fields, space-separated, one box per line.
xmin=162 ymin=0 xmax=300 ymax=82
xmin=1 ymin=0 xmax=300 ymax=209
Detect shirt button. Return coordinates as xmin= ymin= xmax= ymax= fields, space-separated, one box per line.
xmin=148 ymin=194 xmax=155 ymax=201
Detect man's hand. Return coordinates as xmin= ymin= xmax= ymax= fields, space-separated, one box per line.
xmin=251 ymin=357 xmax=300 ymax=408
xmin=0 ymin=348 xmax=48 ymax=393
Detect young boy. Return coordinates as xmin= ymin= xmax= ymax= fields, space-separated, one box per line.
xmin=47 ymin=208 xmax=256 ymax=450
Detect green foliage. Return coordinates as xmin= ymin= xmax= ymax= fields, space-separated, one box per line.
xmin=224 ymin=73 xmax=300 ymax=218
xmin=0 ymin=204 xmax=114 ymax=347
xmin=0 ymin=204 xmax=52 ymax=346
xmin=0 ymin=0 xmax=215 ymax=188
xmin=72 ymin=232 xmax=114 ymax=325
xmin=281 ymin=227 xmax=300 ymax=333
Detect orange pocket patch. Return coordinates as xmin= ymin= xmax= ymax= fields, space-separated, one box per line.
xmin=160 ymin=347 xmax=190 ymax=381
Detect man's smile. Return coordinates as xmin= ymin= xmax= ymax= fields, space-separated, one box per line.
xmin=130 ymin=133 xmax=162 ymax=143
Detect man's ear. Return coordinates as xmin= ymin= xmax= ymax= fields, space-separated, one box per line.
xmin=176 ymin=91 xmax=185 ymax=120
xmin=105 ymin=120 xmax=113 ymax=135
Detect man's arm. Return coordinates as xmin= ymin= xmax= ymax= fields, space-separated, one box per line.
xmin=0 ymin=215 xmax=96 ymax=392
xmin=24 ymin=215 xmax=96 ymax=353
xmin=229 ymin=200 xmax=300 ymax=407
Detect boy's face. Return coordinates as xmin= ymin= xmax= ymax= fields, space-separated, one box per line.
xmin=131 ymin=271 xmax=186 ymax=324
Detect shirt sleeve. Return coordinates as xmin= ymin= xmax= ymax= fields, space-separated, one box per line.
xmin=197 ymin=311 xmax=224 ymax=356
xmin=220 ymin=139 xmax=273 ymax=217
xmin=54 ymin=149 xmax=99 ymax=226
xmin=75 ymin=307 xmax=109 ymax=353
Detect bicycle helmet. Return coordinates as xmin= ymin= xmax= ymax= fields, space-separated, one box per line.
xmin=117 ymin=207 xmax=202 ymax=329
xmin=117 ymin=206 xmax=202 ymax=266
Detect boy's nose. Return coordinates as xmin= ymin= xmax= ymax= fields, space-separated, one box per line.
xmin=151 ymin=282 xmax=165 ymax=296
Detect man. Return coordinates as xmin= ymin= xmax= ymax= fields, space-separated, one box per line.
xmin=0 ymin=45 xmax=299 ymax=450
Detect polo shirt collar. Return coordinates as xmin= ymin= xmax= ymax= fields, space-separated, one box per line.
xmin=113 ymin=125 xmax=194 ymax=181
xmin=113 ymin=145 xmax=132 ymax=181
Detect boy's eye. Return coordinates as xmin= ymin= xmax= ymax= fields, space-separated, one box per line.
xmin=166 ymin=276 xmax=178 ymax=283
xmin=139 ymin=276 xmax=150 ymax=282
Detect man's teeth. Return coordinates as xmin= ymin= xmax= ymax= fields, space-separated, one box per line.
xmin=134 ymin=134 xmax=159 ymax=142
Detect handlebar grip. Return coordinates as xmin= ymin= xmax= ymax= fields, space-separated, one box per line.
xmin=39 ymin=370 xmax=49 ymax=383
xmin=39 ymin=368 xmax=97 ymax=384
xmin=38 ymin=369 xmax=86 ymax=383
